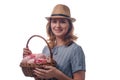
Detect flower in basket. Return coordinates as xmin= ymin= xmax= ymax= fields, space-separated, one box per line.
xmin=34 ymin=58 xmax=47 ymax=64
xmin=22 ymin=54 xmax=47 ymax=64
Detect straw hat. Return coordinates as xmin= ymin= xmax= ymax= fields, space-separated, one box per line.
xmin=46 ymin=4 xmax=76 ymax=22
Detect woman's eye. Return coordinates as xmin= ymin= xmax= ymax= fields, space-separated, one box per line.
xmin=60 ymin=20 xmax=66 ymax=23
xmin=51 ymin=19 xmax=67 ymax=23
xmin=51 ymin=20 xmax=57 ymax=23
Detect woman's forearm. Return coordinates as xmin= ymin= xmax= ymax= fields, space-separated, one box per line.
xmin=55 ymin=69 xmax=85 ymax=80
xmin=55 ymin=70 xmax=73 ymax=80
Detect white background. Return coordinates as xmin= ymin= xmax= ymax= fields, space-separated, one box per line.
xmin=0 ymin=0 xmax=120 ymax=80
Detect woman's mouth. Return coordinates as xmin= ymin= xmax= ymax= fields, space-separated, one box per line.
xmin=54 ymin=29 xmax=62 ymax=33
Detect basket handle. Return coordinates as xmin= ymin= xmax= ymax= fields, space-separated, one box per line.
xmin=26 ymin=35 xmax=53 ymax=60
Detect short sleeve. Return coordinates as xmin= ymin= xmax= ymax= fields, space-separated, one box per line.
xmin=70 ymin=46 xmax=86 ymax=73
xmin=42 ymin=46 xmax=50 ymax=55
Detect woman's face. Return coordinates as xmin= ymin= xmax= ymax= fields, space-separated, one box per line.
xmin=50 ymin=18 xmax=69 ymax=38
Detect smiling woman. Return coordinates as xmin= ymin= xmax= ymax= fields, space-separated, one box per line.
xmin=1 ymin=0 xmax=120 ymax=80
xmin=23 ymin=4 xmax=86 ymax=80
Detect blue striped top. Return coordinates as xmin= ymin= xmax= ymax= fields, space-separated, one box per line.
xmin=42 ymin=42 xmax=86 ymax=79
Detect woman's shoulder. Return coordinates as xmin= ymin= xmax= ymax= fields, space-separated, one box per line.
xmin=69 ymin=42 xmax=82 ymax=49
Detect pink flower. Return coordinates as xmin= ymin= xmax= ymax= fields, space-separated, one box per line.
xmin=27 ymin=58 xmax=35 ymax=64
xmin=34 ymin=58 xmax=47 ymax=64
xmin=35 ymin=54 xmax=46 ymax=59
xmin=22 ymin=53 xmax=47 ymax=64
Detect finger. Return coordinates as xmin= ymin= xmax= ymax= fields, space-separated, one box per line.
xmin=23 ymin=48 xmax=32 ymax=54
xmin=43 ymin=65 xmax=53 ymax=70
xmin=33 ymin=69 xmax=46 ymax=78
xmin=24 ymin=51 xmax=31 ymax=54
xmin=23 ymin=48 xmax=29 ymax=51
xmin=35 ymin=68 xmax=47 ymax=74
xmin=24 ymin=49 xmax=31 ymax=53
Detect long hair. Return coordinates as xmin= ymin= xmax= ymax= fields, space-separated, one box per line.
xmin=46 ymin=19 xmax=78 ymax=48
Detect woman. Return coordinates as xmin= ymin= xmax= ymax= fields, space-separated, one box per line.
xmin=23 ymin=4 xmax=86 ymax=80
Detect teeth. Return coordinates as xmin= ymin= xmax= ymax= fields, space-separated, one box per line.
xmin=55 ymin=28 xmax=62 ymax=30
xmin=55 ymin=30 xmax=62 ymax=32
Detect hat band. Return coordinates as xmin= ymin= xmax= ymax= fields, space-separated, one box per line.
xmin=51 ymin=14 xmax=70 ymax=18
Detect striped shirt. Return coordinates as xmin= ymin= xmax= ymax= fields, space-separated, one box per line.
xmin=42 ymin=42 xmax=86 ymax=80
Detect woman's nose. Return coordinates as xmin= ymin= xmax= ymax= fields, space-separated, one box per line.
xmin=56 ymin=21 xmax=61 ymax=27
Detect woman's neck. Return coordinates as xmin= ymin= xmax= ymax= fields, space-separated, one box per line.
xmin=56 ymin=37 xmax=65 ymax=46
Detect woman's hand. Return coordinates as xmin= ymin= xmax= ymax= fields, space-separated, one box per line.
xmin=23 ymin=48 xmax=32 ymax=58
xmin=33 ymin=66 xmax=58 ymax=79
xmin=33 ymin=65 xmax=85 ymax=80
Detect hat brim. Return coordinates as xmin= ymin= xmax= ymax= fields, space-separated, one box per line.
xmin=45 ymin=16 xmax=76 ymax=22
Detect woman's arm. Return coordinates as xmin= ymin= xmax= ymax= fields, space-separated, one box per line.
xmin=73 ymin=71 xmax=85 ymax=80
xmin=34 ymin=66 xmax=85 ymax=80
xmin=55 ymin=69 xmax=85 ymax=80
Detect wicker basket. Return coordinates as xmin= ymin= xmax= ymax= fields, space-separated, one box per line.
xmin=20 ymin=35 xmax=56 ymax=77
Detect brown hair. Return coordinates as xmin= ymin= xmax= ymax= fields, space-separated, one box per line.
xmin=46 ymin=19 xmax=77 ymax=48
